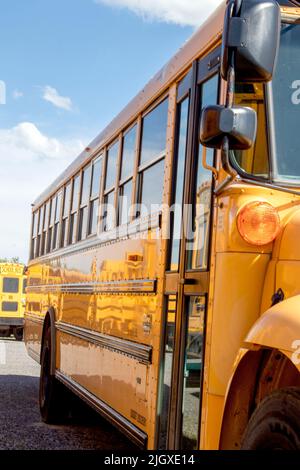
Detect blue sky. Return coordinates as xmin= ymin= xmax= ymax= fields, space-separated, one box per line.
xmin=0 ymin=0 xmax=222 ymax=262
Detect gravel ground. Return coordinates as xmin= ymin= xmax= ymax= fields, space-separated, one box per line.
xmin=0 ymin=338 xmax=137 ymax=450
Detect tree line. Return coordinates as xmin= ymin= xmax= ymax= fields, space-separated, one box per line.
xmin=0 ymin=257 xmax=20 ymax=264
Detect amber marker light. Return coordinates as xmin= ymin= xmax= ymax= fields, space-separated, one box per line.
xmin=237 ymin=201 xmax=281 ymax=246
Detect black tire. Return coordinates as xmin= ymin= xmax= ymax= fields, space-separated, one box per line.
xmin=13 ymin=328 xmax=23 ymax=341
xmin=241 ymin=387 xmax=300 ymax=450
xmin=39 ymin=326 xmax=70 ymax=424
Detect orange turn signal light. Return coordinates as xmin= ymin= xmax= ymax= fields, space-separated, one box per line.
xmin=237 ymin=201 xmax=280 ymax=246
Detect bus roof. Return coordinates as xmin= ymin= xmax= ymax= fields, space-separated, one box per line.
xmin=33 ymin=1 xmax=225 ymax=209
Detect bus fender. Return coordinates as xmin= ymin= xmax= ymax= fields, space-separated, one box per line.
xmin=220 ymin=296 xmax=300 ymax=449
xmin=40 ymin=307 xmax=56 ymax=376
xmin=244 ymin=294 xmax=300 ymax=362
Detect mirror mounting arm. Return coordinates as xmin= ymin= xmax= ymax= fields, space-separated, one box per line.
xmin=220 ymin=58 xmax=238 ymax=180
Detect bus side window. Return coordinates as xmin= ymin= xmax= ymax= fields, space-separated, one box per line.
xmin=52 ymin=191 xmax=62 ymax=250
xmin=118 ymin=125 xmax=137 ymax=226
xmin=137 ymin=97 xmax=168 ymax=217
xmin=78 ymin=165 xmax=92 ymax=241
xmin=61 ymin=183 xmax=71 ymax=247
xmin=47 ymin=196 xmax=56 ymax=252
xmin=36 ymin=206 xmax=44 ymax=257
xmin=30 ymin=211 xmax=38 ymax=259
xmin=69 ymin=174 xmax=80 ymax=244
xmin=41 ymin=201 xmax=49 ymax=255
xmin=88 ymin=155 xmax=103 ymax=236
xmin=103 ymin=141 xmax=119 ymax=232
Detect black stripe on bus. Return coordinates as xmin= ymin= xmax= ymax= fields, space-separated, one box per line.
xmin=56 ymin=321 xmax=152 ymax=365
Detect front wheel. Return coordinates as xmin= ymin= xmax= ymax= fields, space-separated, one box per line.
xmin=241 ymin=387 xmax=300 ymax=450
xmin=39 ymin=326 xmax=70 ymax=424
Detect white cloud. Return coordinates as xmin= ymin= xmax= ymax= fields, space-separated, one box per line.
xmin=0 ymin=122 xmax=85 ymax=262
xmin=12 ymin=90 xmax=23 ymax=100
xmin=42 ymin=85 xmax=73 ymax=111
xmin=95 ymin=0 xmax=223 ymax=27
xmin=0 ymin=122 xmax=83 ymax=160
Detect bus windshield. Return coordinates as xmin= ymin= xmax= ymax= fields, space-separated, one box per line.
xmin=232 ymin=19 xmax=300 ymax=184
xmin=273 ymin=21 xmax=300 ymax=182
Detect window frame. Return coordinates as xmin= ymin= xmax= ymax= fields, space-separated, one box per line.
xmin=117 ymin=122 xmax=138 ymax=226
xmin=101 ymin=137 xmax=122 ymax=233
xmin=30 ymin=210 xmax=38 ymax=259
xmin=34 ymin=206 xmax=44 ymax=258
xmin=40 ymin=200 xmax=50 ymax=256
xmin=46 ymin=196 xmax=56 ymax=253
xmin=78 ymin=164 xmax=92 ymax=242
xmin=87 ymin=154 xmax=103 ymax=237
xmin=51 ymin=190 xmax=63 ymax=251
xmin=68 ymin=173 xmax=81 ymax=245
xmin=60 ymin=182 xmax=72 ymax=248
xmin=135 ymin=94 xmax=169 ymax=219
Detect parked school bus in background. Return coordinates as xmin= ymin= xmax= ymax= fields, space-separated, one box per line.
xmin=0 ymin=263 xmax=26 ymax=341
xmin=25 ymin=0 xmax=300 ymax=450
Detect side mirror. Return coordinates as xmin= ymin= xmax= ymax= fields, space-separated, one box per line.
xmin=221 ymin=0 xmax=281 ymax=82
xmin=200 ymin=105 xmax=257 ymax=150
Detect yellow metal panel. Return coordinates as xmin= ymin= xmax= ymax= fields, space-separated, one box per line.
xmin=57 ymin=330 xmax=149 ymax=432
xmin=260 ymin=259 xmax=276 ymax=313
xmin=279 ymin=209 xmax=300 ymax=260
xmin=276 ymin=261 xmax=300 ymax=299
xmin=200 ymin=393 xmax=224 ymax=450
xmin=208 ymin=252 xmax=269 ymax=396
xmin=245 ymin=295 xmax=300 ymax=359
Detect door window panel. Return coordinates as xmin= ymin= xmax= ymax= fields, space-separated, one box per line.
xmin=181 ymin=296 xmax=205 ymax=450
xmin=187 ymin=75 xmax=218 ymax=270
xmin=158 ymin=295 xmax=177 ymax=450
xmin=169 ymin=97 xmax=190 ymax=271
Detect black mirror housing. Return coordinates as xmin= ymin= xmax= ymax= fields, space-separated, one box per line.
xmin=221 ymin=0 xmax=281 ymax=82
xmin=200 ymin=105 xmax=257 ymax=150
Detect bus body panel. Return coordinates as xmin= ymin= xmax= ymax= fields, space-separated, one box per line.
xmin=26 ymin=224 xmax=164 ymax=446
xmin=244 ymin=295 xmax=300 ymax=357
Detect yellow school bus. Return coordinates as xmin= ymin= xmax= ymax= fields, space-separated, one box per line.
xmin=0 ymin=263 xmax=26 ymax=341
xmin=25 ymin=0 xmax=300 ymax=450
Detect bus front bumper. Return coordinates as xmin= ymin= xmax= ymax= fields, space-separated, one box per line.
xmin=0 ymin=318 xmax=24 ymax=328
